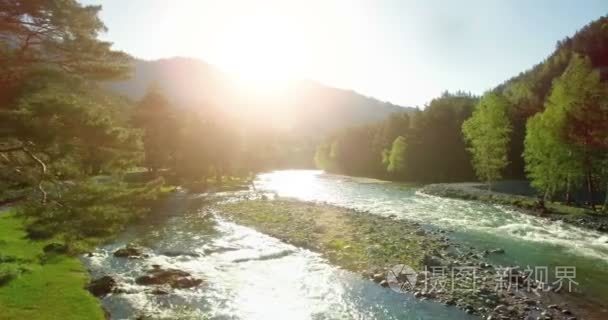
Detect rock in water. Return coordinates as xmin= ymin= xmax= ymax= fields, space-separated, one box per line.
xmin=113 ymin=245 xmax=143 ymax=258
xmin=135 ymin=267 xmax=203 ymax=289
xmin=87 ymin=276 xmax=116 ymax=297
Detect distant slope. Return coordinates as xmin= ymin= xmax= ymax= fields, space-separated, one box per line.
xmin=107 ymin=58 xmax=411 ymax=134
xmin=492 ymin=15 xmax=608 ymax=178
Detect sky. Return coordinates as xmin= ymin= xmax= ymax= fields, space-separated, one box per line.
xmin=82 ymin=0 xmax=607 ymax=107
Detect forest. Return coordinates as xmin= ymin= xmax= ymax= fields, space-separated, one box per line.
xmin=315 ymin=16 xmax=608 ymax=208
xmin=0 ymin=0 xmax=288 ymax=244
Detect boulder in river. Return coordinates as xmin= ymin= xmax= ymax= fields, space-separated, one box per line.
xmin=135 ymin=266 xmax=203 ymax=289
xmin=113 ymin=245 xmax=143 ymax=258
xmin=489 ymin=248 xmax=505 ymax=255
xmin=149 ymin=285 xmax=171 ymax=295
xmin=87 ymin=275 xmax=116 ymax=297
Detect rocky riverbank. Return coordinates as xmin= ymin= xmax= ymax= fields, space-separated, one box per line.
xmin=421 ymin=183 xmax=608 ymax=234
xmin=218 ymin=198 xmax=582 ymax=320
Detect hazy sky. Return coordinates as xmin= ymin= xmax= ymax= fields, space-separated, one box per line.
xmin=82 ymin=0 xmax=607 ymax=107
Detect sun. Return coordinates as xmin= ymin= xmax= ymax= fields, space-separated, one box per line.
xmin=212 ymin=11 xmax=307 ymax=92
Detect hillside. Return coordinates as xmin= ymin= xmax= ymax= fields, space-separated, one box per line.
xmin=107 ymin=58 xmax=411 ymax=135
xmin=496 ymin=15 xmax=608 ymax=178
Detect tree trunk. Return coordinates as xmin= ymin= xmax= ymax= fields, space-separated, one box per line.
xmin=565 ymin=175 xmax=571 ymax=205
xmin=603 ymin=181 xmax=608 ymax=213
xmin=586 ymin=172 xmax=595 ymax=210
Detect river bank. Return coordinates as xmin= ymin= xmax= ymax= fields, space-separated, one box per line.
xmin=421 ymin=182 xmax=608 ymax=233
xmin=218 ymin=198 xmax=583 ymax=320
xmin=0 ymin=210 xmax=106 ymax=320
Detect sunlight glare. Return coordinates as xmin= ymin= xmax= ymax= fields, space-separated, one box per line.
xmin=213 ymin=10 xmax=308 ymax=93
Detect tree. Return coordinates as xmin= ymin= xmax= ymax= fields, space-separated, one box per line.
xmin=175 ymin=112 xmax=211 ymax=184
xmin=559 ymin=55 xmax=608 ymax=206
xmin=0 ymin=0 xmax=132 ymax=204
xmin=314 ymin=142 xmax=333 ymax=171
xmin=524 ymin=112 xmax=582 ymax=201
xmin=0 ymin=0 xmax=130 ymax=99
xmin=524 ymin=54 xmax=608 ymax=206
xmin=133 ymin=86 xmax=176 ymax=174
xmin=386 ymin=136 xmax=407 ymax=178
xmin=0 ymin=2 xmax=163 ymax=246
xmin=314 ymin=92 xmax=477 ymax=182
xmin=462 ymin=92 xmax=512 ymax=189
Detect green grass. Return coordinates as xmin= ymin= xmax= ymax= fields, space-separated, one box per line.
xmin=0 ymin=210 xmax=105 ymax=320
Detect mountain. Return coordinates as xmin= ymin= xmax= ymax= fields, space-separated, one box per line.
xmin=106 ymin=58 xmax=411 ymax=134
xmin=492 ymin=15 xmax=608 ymax=178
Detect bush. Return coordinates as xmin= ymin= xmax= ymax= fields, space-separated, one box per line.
xmin=19 ymin=177 xmax=164 ymax=242
xmin=0 ymin=265 xmax=21 ymax=286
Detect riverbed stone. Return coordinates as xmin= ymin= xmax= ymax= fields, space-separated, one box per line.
xmin=150 ymin=285 xmax=171 ymax=295
xmin=372 ymin=273 xmax=385 ymax=282
xmin=135 ymin=267 xmax=203 ymax=289
xmin=113 ymin=245 xmax=143 ymax=258
xmin=87 ymin=275 xmax=116 ymax=297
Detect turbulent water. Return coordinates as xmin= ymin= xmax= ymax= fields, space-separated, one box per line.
xmin=84 ymin=170 xmax=608 ymax=319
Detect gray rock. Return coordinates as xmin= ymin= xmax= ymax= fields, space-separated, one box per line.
xmin=150 ymin=285 xmax=171 ymax=295
xmin=113 ymin=245 xmax=143 ymax=258
xmin=493 ymin=305 xmax=506 ymax=312
xmin=87 ymin=276 xmax=116 ymax=297
xmin=372 ymin=273 xmax=385 ymax=282
xmin=135 ymin=267 xmax=203 ymax=289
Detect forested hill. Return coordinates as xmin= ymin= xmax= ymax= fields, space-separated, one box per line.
xmin=106 ymin=58 xmax=411 ymax=134
xmin=316 ymin=14 xmax=608 ymax=202
xmin=496 ymin=16 xmax=608 ymax=178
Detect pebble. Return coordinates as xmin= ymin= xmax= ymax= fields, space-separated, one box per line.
xmin=493 ymin=305 xmax=506 ymax=312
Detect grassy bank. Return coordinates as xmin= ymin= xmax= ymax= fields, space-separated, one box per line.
xmin=218 ymin=199 xmax=438 ymax=272
xmin=0 ymin=210 xmax=104 ymax=320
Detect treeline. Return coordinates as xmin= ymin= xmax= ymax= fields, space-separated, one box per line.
xmin=316 ymin=16 xmax=608 ymax=208
xmin=131 ymin=85 xmax=315 ymax=188
xmin=1 ymin=1 xmax=313 ymax=244
xmin=315 ymin=91 xmax=478 ymax=182
xmin=0 ymin=1 xmax=298 ymax=246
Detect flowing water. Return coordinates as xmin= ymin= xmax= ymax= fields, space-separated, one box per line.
xmin=84 ymin=170 xmax=608 ymax=319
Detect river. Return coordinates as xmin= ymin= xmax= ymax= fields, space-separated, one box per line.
xmin=84 ymin=170 xmax=608 ymax=319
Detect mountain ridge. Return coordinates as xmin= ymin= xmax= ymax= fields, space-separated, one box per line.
xmin=107 ymin=57 xmax=413 ymax=134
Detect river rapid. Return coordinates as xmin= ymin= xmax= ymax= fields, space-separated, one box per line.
xmin=84 ymin=170 xmax=608 ymax=319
